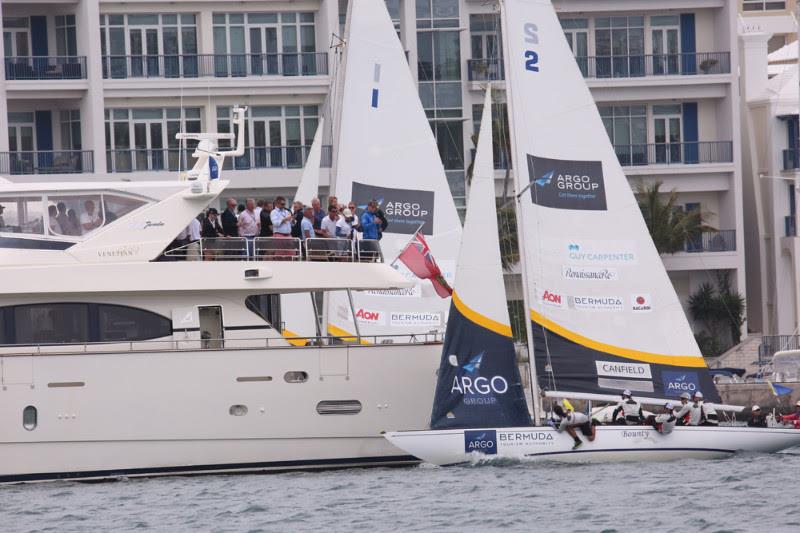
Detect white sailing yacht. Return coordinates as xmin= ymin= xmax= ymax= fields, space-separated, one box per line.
xmin=384 ymin=0 xmax=800 ymax=464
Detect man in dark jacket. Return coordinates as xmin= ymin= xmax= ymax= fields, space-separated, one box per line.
xmin=747 ymin=406 xmax=768 ymax=428
xmin=221 ymin=197 xmax=238 ymax=237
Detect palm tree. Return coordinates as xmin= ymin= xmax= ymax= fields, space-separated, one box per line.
xmin=688 ymin=271 xmax=746 ymax=356
xmin=635 ymin=181 xmax=710 ymax=254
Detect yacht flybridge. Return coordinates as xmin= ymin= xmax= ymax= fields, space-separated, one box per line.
xmin=0 ymin=0 xmax=461 ymax=480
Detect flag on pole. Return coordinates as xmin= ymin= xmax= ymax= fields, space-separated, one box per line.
xmin=398 ymin=230 xmax=452 ymax=298
xmin=767 ymin=381 xmax=793 ymax=396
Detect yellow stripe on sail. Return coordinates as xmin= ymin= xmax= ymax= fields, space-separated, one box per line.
xmin=281 ymin=329 xmax=310 ymax=347
xmin=327 ymin=323 xmax=371 ymax=345
xmin=530 ymin=308 xmax=707 ymax=368
xmin=453 ymin=291 xmax=513 ymax=338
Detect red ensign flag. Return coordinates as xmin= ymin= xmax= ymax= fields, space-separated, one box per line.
xmin=398 ymin=231 xmax=452 ymax=298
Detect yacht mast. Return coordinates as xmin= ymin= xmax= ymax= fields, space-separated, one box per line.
xmin=498 ymin=0 xmax=543 ymax=423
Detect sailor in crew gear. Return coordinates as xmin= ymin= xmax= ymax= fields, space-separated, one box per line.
xmin=674 ymin=392 xmax=692 ymax=426
xmin=552 ymin=404 xmax=596 ymax=450
xmin=699 ymin=392 xmax=719 ymax=426
xmin=611 ymin=390 xmax=644 ymax=425
xmin=686 ymin=391 xmax=706 ymax=426
xmin=748 ymin=406 xmax=768 ymax=428
xmin=778 ymin=401 xmax=800 ymax=429
xmin=646 ymin=402 xmax=677 ymax=435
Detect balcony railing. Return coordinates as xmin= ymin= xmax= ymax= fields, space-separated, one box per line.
xmin=786 ymin=216 xmax=797 ymax=237
xmin=684 ymin=229 xmax=736 ymax=253
xmin=784 ymin=149 xmax=799 ymax=171
xmin=4 ymin=56 xmax=87 ymax=80
xmin=106 ymin=145 xmax=333 ymax=173
xmin=0 ymin=151 xmax=94 ymax=174
xmin=467 ymin=52 xmax=730 ymax=81
xmin=101 ymin=53 xmax=329 ymax=79
xmin=613 ymin=141 xmax=733 ymax=166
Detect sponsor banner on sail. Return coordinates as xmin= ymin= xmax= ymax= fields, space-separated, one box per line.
xmin=631 ymin=294 xmax=653 ymax=312
xmin=527 ymin=155 xmax=607 ymax=211
xmin=430 ymin=302 xmax=531 ymax=429
xmin=562 ymin=266 xmax=619 ymax=282
xmin=352 ymin=181 xmax=434 ymax=235
xmin=390 ymin=311 xmax=443 ymax=328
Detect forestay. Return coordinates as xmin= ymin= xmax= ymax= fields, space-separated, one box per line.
xmin=327 ymin=0 xmax=462 ymax=338
xmin=430 ymin=88 xmax=531 ymax=429
xmin=502 ymin=0 xmax=719 ymax=402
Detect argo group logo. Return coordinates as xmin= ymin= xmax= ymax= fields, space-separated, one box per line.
xmin=449 ymin=353 xmax=510 ymax=406
xmin=352 ymin=181 xmax=434 ymax=235
xmin=464 ymin=430 xmax=498 ymax=455
xmin=631 ymin=294 xmax=653 ymax=312
xmin=662 ymin=371 xmax=700 ymax=397
xmin=527 ymin=155 xmax=607 ymax=211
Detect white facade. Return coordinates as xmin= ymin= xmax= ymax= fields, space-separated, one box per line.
xmin=1 ymin=0 xmax=745 ymax=331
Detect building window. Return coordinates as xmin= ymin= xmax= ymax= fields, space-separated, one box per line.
xmin=742 ymin=1 xmax=787 ymax=11
xmin=55 ymin=15 xmax=77 ymax=57
xmin=560 ymin=18 xmax=588 ymax=76
xmin=651 ymin=16 xmax=680 ymax=75
xmin=595 ymin=16 xmax=644 ymax=78
xmin=22 ymin=406 xmax=37 ymax=431
xmin=60 ymin=110 xmax=82 ymax=151
xmin=212 ymin=12 xmax=316 ymax=76
xmin=385 ymin=0 xmax=401 ymax=34
xmin=2 ymin=17 xmax=30 ymax=57
xmin=653 ymin=104 xmax=683 ymax=164
xmin=216 ymin=105 xmax=319 ymax=169
xmin=600 ymin=105 xmax=647 ymax=165
xmin=105 ymin=108 xmax=202 ymax=172
xmin=100 ymin=14 xmax=198 ymax=78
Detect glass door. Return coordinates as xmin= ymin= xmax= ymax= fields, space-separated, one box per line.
xmin=134 ymin=121 xmax=164 ymax=170
xmin=654 ymin=107 xmax=682 ymax=164
xmin=129 ymin=27 xmax=160 ymax=77
xmin=563 ymin=24 xmax=588 ymax=77
xmin=652 ymin=25 xmax=680 ymax=75
xmin=249 ymin=27 xmax=279 ymax=75
xmin=8 ymin=123 xmax=35 ymax=174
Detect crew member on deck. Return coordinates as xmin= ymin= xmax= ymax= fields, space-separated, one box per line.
xmin=685 ymin=391 xmax=706 ymax=426
xmin=646 ymin=402 xmax=677 ymax=435
xmin=698 ymin=392 xmax=719 ymax=426
xmin=747 ymin=406 xmax=768 ymax=428
xmin=612 ymin=390 xmax=644 ymax=425
xmin=552 ymin=404 xmax=596 ymax=450
xmin=674 ymin=392 xmax=692 ymax=425
xmin=778 ymin=401 xmax=800 ymax=429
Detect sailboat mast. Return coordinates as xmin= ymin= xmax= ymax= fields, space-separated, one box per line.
xmin=328 ymin=0 xmax=354 ymax=197
xmin=498 ymin=0 xmax=543 ymax=423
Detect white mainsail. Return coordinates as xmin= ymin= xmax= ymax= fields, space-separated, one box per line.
xmin=292 ymin=118 xmax=325 ymax=207
xmin=502 ymin=0 xmax=718 ymax=400
xmin=327 ymin=0 xmax=462 ymax=338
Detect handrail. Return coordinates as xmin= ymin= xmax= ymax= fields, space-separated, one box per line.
xmin=0 ymin=150 xmax=94 ymax=175
xmin=4 ymin=56 xmax=87 ymax=80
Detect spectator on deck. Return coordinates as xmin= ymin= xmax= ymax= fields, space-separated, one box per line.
xmin=48 ymin=205 xmax=63 ymax=235
xmin=291 ymin=201 xmax=304 ymax=238
xmin=80 ymin=199 xmax=103 ymax=234
xmin=259 ymin=201 xmax=273 ymax=237
xmin=311 ymin=197 xmax=325 ymax=230
xmin=347 ymin=201 xmax=360 ymax=232
xmin=319 ymin=205 xmax=340 ymax=238
xmin=301 ymin=206 xmax=315 ymax=241
xmin=337 ymin=208 xmax=356 ymax=239
xmin=67 ymin=209 xmax=80 ymax=236
xmin=778 ymin=401 xmax=800 ymax=429
xmin=0 ymin=204 xmax=4 ymax=228
xmin=185 ymin=214 xmax=202 ymax=260
xmin=238 ymin=198 xmax=259 ymax=256
xmin=748 ymin=406 xmax=768 ymax=428
xmin=255 ymin=199 xmax=264 ymax=221
xmin=271 ymin=196 xmax=293 ymax=237
xmin=202 ymin=208 xmax=224 ymax=260
xmin=221 ymin=198 xmax=238 ymax=237
xmin=328 ymin=195 xmax=339 ymax=210
xmin=361 ymin=200 xmax=382 ymax=240
xmin=55 ymin=202 xmax=71 ymax=234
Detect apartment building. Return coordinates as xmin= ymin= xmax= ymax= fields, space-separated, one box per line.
xmin=740 ymin=0 xmax=797 ymax=52
xmin=1 ymin=0 xmax=745 ymax=334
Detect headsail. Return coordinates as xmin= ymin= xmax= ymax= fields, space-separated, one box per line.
xmin=502 ymin=0 xmax=720 ymax=402
xmin=431 ymin=88 xmax=531 ymax=429
xmin=328 ymin=0 xmax=462 ymax=338
xmin=293 ymin=118 xmax=325 ymax=207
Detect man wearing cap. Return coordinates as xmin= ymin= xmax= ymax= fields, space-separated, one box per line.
xmin=684 ymin=391 xmax=707 ymax=426
xmin=611 ymin=390 xmax=644 ymax=425
xmin=778 ymin=401 xmax=800 ymax=429
xmin=674 ymin=392 xmax=692 ymax=425
xmin=747 ymin=406 xmax=768 ymax=428
xmin=336 ymin=208 xmax=356 ymax=239
xmin=646 ymin=403 xmax=677 ymax=435
xmin=699 ymin=392 xmax=719 ymax=426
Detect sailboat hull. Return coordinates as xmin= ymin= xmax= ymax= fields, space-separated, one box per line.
xmin=384 ymin=426 xmax=800 ymax=465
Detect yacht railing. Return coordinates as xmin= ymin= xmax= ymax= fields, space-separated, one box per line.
xmin=0 ymin=332 xmax=443 ymax=357
xmin=162 ymin=236 xmax=383 ymax=263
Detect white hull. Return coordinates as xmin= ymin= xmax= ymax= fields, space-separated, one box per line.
xmin=0 ymin=343 xmax=439 ymax=483
xmin=384 ymin=426 xmax=800 ymax=466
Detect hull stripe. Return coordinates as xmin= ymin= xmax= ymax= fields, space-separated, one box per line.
xmin=530 ymin=308 xmax=707 ymax=368
xmin=523 ymin=447 xmax=735 ymax=458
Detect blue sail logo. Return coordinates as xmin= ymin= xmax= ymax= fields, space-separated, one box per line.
xmin=450 ymin=352 xmax=509 ymax=404
xmin=534 ymin=170 xmax=554 ymax=187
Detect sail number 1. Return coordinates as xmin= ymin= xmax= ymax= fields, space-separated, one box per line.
xmin=523 ymin=23 xmax=539 ymax=72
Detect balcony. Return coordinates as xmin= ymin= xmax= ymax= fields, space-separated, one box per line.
xmin=4 ymin=57 xmax=87 ymax=80
xmin=614 ymin=142 xmax=733 ymax=166
xmin=784 ymin=149 xmax=799 ymax=171
xmin=106 ymin=145 xmax=333 ymax=173
xmin=0 ymin=151 xmax=94 ymax=175
xmin=101 ymin=53 xmax=328 ymax=80
xmin=685 ymin=230 xmax=736 ymax=253
xmin=466 ymin=52 xmax=730 ymax=82
xmin=786 ymin=216 xmax=797 ymax=237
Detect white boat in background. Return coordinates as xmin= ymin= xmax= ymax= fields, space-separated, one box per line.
xmin=384 ymin=0 xmax=800 ymax=464
xmin=0 ymin=0 xmax=450 ymax=483
xmin=326 ymin=0 xmax=462 ymax=340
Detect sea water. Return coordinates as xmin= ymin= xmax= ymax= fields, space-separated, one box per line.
xmin=2 ymin=451 xmax=798 ymax=532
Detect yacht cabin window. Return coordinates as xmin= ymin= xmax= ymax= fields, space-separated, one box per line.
xmin=0 ymin=197 xmax=44 ymax=235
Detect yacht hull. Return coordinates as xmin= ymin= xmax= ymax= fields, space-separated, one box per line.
xmin=0 ymin=343 xmax=440 ymax=483
xmin=384 ymin=426 xmax=800 ymax=465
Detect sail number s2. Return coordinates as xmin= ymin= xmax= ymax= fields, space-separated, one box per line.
xmin=524 ymin=23 xmax=539 ymax=72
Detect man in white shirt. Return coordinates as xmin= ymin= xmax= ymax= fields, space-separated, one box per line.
xmin=270 ymin=196 xmax=293 ymax=236
xmin=319 ymin=205 xmax=340 ymax=238
xmin=186 ymin=215 xmax=202 ymax=261
xmin=79 ymin=199 xmax=102 ymax=234
xmin=237 ymin=198 xmax=260 ymax=257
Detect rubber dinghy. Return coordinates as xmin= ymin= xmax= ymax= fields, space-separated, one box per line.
xmin=384 ymin=0 xmax=800 ymax=464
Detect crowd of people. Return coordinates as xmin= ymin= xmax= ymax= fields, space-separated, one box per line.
xmin=551 ymin=390 xmax=799 ymax=450
xmin=172 ymin=195 xmax=388 ymax=260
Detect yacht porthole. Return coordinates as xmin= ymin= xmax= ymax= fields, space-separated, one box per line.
xmin=22 ymin=406 xmax=37 ymax=431
xmin=284 ymin=371 xmax=309 ymax=383
xmin=229 ymin=404 xmax=248 ymax=416
xmin=316 ymin=400 xmax=362 ymax=415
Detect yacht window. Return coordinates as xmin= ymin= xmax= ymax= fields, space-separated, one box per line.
xmin=22 ymin=406 xmax=37 ymax=431
xmin=102 ymin=194 xmax=147 ymax=223
xmin=0 ymin=309 xmax=7 ymax=345
xmin=97 ymin=305 xmax=172 ymax=342
xmin=14 ymin=304 xmax=89 ymax=345
xmin=0 ymin=196 xmax=44 ymax=235
xmin=245 ymin=294 xmax=281 ymax=328
xmin=45 ymin=195 xmax=103 ymax=237
xmin=316 ymin=400 xmax=362 ymax=415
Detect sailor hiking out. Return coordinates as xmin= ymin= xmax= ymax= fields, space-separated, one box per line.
xmin=552 ymin=404 xmax=597 ymax=450
xmin=612 ymin=390 xmax=644 ymax=425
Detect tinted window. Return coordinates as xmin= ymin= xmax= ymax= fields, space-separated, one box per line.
xmin=15 ymin=304 xmax=89 ymax=344
xmin=246 ymin=294 xmax=280 ymax=328
xmin=98 ymin=305 xmax=172 ymax=341
xmin=0 ymin=309 xmax=6 ymax=345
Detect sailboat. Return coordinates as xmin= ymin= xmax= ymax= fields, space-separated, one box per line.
xmin=326 ymin=0 xmax=462 ymax=341
xmin=384 ymin=0 xmax=800 ymax=463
